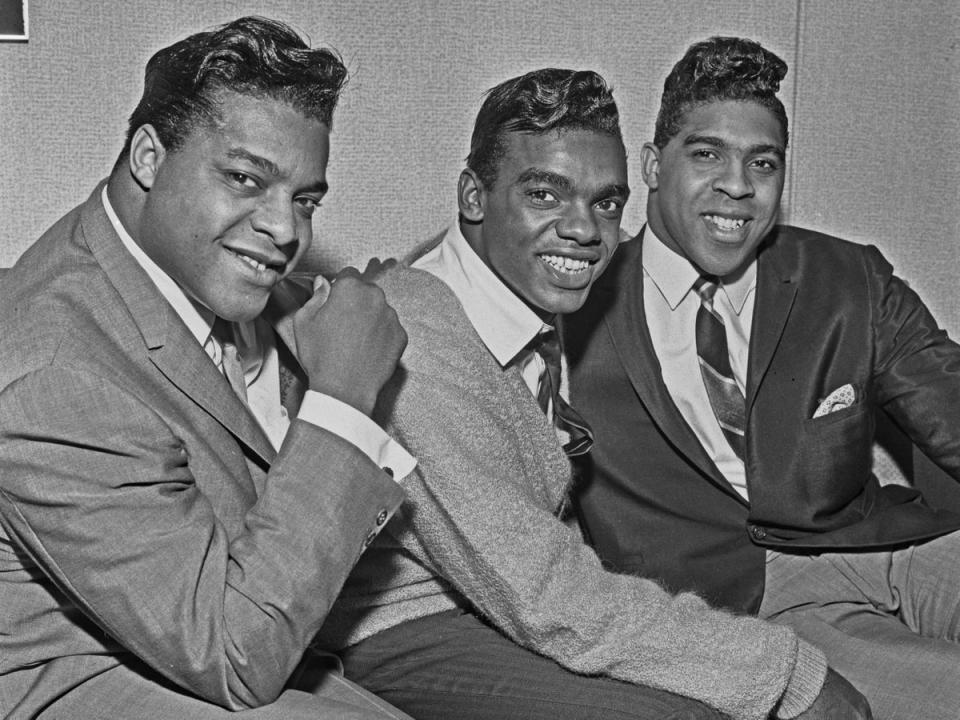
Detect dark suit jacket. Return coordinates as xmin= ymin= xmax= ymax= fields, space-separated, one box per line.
xmin=564 ymin=226 xmax=960 ymax=613
xmin=0 ymin=184 xmax=405 ymax=717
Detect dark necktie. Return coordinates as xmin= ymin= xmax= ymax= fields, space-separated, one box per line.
xmin=533 ymin=328 xmax=593 ymax=457
xmin=693 ymin=276 xmax=746 ymax=459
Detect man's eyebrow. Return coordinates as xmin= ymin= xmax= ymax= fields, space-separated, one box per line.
xmin=301 ymin=179 xmax=329 ymax=194
xmin=682 ymin=134 xmax=725 ymax=149
xmin=516 ymin=168 xmax=572 ymax=191
xmin=226 ymin=147 xmax=328 ymax=193
xmin=517 ymin=169 xmax=629 ymax=203
xmin=226 ymin=147 xmax=280 ymax=176
xmin=683 ymin=134 xmax=785 ymax=160
xmin=593 ymin=183 xmax=631 ymax=203
xmin=751 ymin=143 xmax=786 ymax=161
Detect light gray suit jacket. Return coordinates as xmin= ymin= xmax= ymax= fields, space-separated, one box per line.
xmin=0 ymin=183 xmax=405 ymax=717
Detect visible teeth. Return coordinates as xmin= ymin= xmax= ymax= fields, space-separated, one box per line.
xmin=541 ymin=254 xmax=590 ymax=273
xmin=705 ymin=215 xmax=745 ymax=231
xmin=238 ymin=254 xmax=267 ymax=272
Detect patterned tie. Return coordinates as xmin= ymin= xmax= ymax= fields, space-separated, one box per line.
xmin=211 ymin=318 xmax=248 ymax=402
xmin=693 ymin=276 xmax=746 ymax=459
xmin=533 ymin=328 xmax=594 ymax=457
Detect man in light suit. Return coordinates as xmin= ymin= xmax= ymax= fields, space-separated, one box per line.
xmin=0 ymin=16 xmax=414 ymax=720
xmin=565 ymin=35 xmax=960 ymax=719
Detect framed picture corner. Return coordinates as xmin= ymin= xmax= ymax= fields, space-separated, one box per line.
xmin=0 ymin=0 xmax=29 ymax=43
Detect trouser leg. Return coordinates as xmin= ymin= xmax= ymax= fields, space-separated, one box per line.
xmin=36 ymin=656 xmax=412 ymax=720
xmin=339 ymin=609 xmax=724 ymax=720
xmin=888 ymin=529 xmax=960 ymax=640
xmin=759 ymin=533 xmax=960 ymax=720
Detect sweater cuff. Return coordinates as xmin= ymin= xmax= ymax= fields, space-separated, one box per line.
xmin=775 ymin=639 xmax=828 ymax=719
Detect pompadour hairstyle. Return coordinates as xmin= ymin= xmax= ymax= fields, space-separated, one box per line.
xmin=654 ymin=36 xmax=789 ymax=148
xmin=467 ymin=68 xmax=622 ymax=188
xmin=123 ymin=16 xmax=347 ymax=155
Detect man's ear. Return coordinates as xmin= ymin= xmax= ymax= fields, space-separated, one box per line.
xmin=458 ymin=169 xmax=485 ymax=223
xmin=128 ymin=125 xmax=166 ymax=190
xmin=639 ymin=142 xmax=662 ymax=191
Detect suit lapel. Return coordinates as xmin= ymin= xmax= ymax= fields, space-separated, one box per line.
xmin=600 ymin=230 xmax=735 ymax=492
xmin=80 ymin=183 xmax=275 ymax=465
xmin=746 ymin=230 xmax=799 ymax=416
xmin=147 ymin=339 xmax=274 ymax=464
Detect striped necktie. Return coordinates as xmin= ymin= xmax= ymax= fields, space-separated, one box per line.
xmin=534 ymin=328 xmax=594 ymax=457
xmin=693 ymin=276 xmax=746 ymax=459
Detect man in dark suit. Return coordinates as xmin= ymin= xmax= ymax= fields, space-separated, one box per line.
xmin=565 ymin=35 xmax=960 ymax=719
xmin=0 ymin=16 xmax=413 ymax=720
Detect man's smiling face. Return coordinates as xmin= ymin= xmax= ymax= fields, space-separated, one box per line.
xmin=642 ymin=99 xmax=786 ymax=277
xmin=460 ymin=128 xmax=629 ymax=320
xmin=131 ymin=90 xmax=330 ymax=321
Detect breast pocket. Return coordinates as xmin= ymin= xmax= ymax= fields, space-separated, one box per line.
xmin=797 ymin=403 xmax=874 ymax=519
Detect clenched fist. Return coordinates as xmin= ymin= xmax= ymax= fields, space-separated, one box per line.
xmin=293 ymin=260 xmax=407 ymax=416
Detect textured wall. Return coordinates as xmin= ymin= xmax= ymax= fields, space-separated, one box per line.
xmin=788 ymin=0 xmax=960 ymax=332
xmin=1 ymin=1 xmax=956 ymax=331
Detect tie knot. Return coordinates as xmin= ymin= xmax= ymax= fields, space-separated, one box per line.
xmin=532 ymin=328 xmax=560 ymax=366
xmin=210 ymin=317 xmax=248 ymax=402
xmin=693 ymin=275 xmax=720 ymax=303
xmin=211 ymin=317 xmax=237 ymax=345
xmin=206 ymin=317 xmax=243 ymax=371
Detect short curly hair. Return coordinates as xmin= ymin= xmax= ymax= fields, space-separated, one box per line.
xmin=123 ymin=16 xmax=347 ymax=156
xmin=467 ymin=68 xmax=623 ymax=188
xmin=654 ymin=36 xmax=788 ymax=148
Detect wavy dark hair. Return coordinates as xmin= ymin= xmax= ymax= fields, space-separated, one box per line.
xmin=654 ymin=36 xmax=788 ymax=148
xmin=467 ymin=68 xmax=622 ymax=188
xmin=122 ymin=16 xmax=347 ymax=156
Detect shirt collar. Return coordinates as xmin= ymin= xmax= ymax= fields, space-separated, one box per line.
xmin=642 ymin=225 xmax=757 ymax=315
xmin=412 ymin=221 xmax=548 ymax=366
xmin=102 ymin=185 xmax=215 ymax=347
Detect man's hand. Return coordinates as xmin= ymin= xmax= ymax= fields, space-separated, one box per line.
xmin=310 ymin=258 xmax=397 ymax=304
xmin=787 ymin=668 xmax=872 ymax=719
xmin=293 ymin=260 xmax=407 ymax=416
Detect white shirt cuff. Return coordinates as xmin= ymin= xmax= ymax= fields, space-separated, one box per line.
xmin=297 ymin=391 xmax=415 ymax=481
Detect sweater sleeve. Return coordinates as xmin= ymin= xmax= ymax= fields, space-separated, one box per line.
xmin=380 ymin=275 xmax=826 ymax=720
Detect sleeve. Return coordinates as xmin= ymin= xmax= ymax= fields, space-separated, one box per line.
xmin=385 ymin=352 xmax=826 ymax=720
xmin=298 ymin=390 xmax=416 ymax=480
xmin=867 ymin=244 xmax=960 ymax=478
xmin=0 ymin=366 xmax=405 ymax=709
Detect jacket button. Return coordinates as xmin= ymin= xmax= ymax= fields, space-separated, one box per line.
xmin=364 ymin=530 xmax=377 ymax=547
xmin=376 ymin=510 xmax=389 ymax=526
xmin=749 ymin=525 xmax=767 ymax=540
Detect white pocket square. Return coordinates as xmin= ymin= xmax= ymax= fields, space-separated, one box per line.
xmin=813 ymin=383 xmax=856 ymax=418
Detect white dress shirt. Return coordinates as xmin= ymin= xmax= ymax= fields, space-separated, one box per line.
xmin=413 ymin=223 xmax=568 ymax=430
xmin=642 ymin=227 xmax=757 ymax=500
xmin=103 ymin=186 xmax=414 ymax=477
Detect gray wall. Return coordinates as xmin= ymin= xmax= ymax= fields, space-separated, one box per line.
xmin=1 ymin=1 xmax=957 ymax=332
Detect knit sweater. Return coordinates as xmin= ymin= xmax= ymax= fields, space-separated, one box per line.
xmin=317 ymin=266 xmax=827 ymax=720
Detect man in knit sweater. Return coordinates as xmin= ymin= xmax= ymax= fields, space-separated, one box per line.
xmin=317 ymin=69 xmax=870 ymax=719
